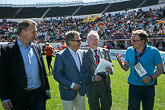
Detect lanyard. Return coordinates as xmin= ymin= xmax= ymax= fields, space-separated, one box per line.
xmin=134 ymin=45 xmax=146 ymax=76
xmin=134 ymin=45 xmax=146 ymax=65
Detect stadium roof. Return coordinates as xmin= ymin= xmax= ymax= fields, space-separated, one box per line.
xmin=0 ymin=0 xmax=161 ymax=19
xmin=0 ymin=0 xmax=112 ymax=4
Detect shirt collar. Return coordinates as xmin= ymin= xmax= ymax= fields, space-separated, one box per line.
xmin=17 ymin=38 xmax=32 ymax=50
xmin=145 ymin=44 xmax=149 ymax=51
xmin=68 ymin=46 xmax=79 ymax=54
xmin=89 ymin=47 xmax=98 ymax=55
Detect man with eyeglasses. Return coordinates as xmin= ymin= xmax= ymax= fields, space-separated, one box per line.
xmin=115 ymin=30 xmax=163 ymax=110
xmin=86 ymin=30 xmax=113 ymax=110
xmin=53 ymin=31 xmax=89 ymax=110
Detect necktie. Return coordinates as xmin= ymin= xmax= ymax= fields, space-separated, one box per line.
xmin=94 ymin=50 xmax=99 ymax=65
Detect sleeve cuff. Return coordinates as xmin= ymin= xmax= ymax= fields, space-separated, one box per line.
xmin=2 ymin=99 xmax=11 ymax=104
xmin=92 ymin=76 xmax=95 ymax=82
xmin=70 ymin=82 xmax=75 ymax=89
xmin=46 ymin=90 xmax=50 ymax=92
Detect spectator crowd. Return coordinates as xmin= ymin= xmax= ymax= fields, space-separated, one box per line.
xmin=0 ymin=6 xmax=165 ymax=49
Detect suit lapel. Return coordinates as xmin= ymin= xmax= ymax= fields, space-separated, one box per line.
xmin=87 ymin=49 xmax=96 ymax=66
xmin=78 ymin=51 xmax=82 ymax=69
xmin=78 ymin=52 xmax=83 ymax=71
xmin=98 ymin=48 xmax=104 ymax=59
xmin=32 ymin=45 xmax=42 ymax=68
xmin=13 ymin=41 xmax=26 ymax=75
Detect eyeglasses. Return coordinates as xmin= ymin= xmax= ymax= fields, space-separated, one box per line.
xmin=70 ymin=39 xmax=82 ymax=43
xmin=130 ymin=39 xmax=142 ymax=43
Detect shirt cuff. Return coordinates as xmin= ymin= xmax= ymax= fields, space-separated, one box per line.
xmin=70 ymin=82 xmax=75 ymax=89
xmin=109 ymin=66 xmax=114 ymax=75
xmin=111 ymin=66 xmax=114 ymax=72
xmin=2 ymin=99 xmax=11 ymax=104
xmin=92 ymin=76 xmax=95 ymax=82
xmin=46 ymin=90 xmax=50 ymax=92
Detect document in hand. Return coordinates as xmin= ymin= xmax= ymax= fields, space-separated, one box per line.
xmin=94 ymin=58 xmax=113 ymax=75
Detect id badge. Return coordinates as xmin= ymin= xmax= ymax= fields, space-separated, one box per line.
xmin=134 ymin=63 xmax=147 ymax=77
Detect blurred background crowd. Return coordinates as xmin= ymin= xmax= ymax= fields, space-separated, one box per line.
xmin=0 ymin=6 xmax=165 ymax=50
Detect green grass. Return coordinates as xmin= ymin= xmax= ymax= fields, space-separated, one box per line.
xmin=0 ymin=55 xmax=165 ymax=110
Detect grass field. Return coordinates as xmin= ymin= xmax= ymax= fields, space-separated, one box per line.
xmin=0 ymin=55 xmax=165 ymax=110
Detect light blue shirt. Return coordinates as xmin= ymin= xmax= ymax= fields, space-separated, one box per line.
xmin=17 ymin=39 xmax=41 ymax=90
xmin=68 ymin=47 xmax=80 ymax=72
xmin=68 ymin=47 xmax=81 ymax=88
xmin=125 ymin=44 xmax=162 ymax=86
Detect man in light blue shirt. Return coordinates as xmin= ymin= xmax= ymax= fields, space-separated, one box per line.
xmin=0 ymin=19 xmax=51 ymax=110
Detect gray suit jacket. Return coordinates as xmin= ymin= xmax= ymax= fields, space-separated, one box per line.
xmin=86 ymin=47 xmax=112 ymax=97
xmin=53 ymin=47 xmax=89 ymax=100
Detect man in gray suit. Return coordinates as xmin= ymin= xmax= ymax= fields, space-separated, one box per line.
xmin=53 ymin=31 xmax=89 ymax=110
xmin=86 ymin=30 xmax=113 ymax=110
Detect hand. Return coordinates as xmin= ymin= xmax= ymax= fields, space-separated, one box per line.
xmin=143 ymin=76 xmax=152 ymax=84
xmin=2 ymin=100 xmax=13 ymax=110
xmin=46 ymin=92 xmax=51 ymax=99
xmin=105 ymin=67 xmax=112 ymax=74
xmin=93 ymin=75 xmax=103 ymax=82
xmin=73 ymin=83 xmax=81 ymax=91
xmin=115 ymin=53 xmax=122 ymax=63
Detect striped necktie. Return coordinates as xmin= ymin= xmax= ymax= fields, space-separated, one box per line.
xmin=94 ymin=50 xmax=99 ymax=65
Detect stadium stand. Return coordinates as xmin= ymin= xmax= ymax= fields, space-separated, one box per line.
xmin=106 ymin=1 xmax=134 ymax=12
xmin=0 ymin=0 xmax=160 ymax=19
xmin=140 ymin=0 xmax=159 ymax=7
xmin=45 ymin=6 xmax=79 ymax=17
xmin=15 ymin=7 xmax=48 ymax=18
xmin=105 ymin=0 xmax=159 ymax=13
xmin=0 ymin=0 xmax=164 ymax=50
xmin=0 ymin=7 xmax=19 ymax=18
xmin=75 ymin=3 xmax=109 ymax=15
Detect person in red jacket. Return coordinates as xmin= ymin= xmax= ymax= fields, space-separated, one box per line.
xmin=44 ymin=42 xmax=53 ymax=73
xmin=61 ymin=40 xmax=67 ymax=50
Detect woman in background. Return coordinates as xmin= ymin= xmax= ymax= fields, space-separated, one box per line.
xmin=44 ymin=42 xmax=53 ymax=74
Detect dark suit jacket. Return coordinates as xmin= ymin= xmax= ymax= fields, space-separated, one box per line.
xmin=53 ymin=47 xmax=89 ymax=100
xmin=86 ymin=47 xmax=112 ymax=97
xmin=0 ymin=41 xmax=50 ymax=107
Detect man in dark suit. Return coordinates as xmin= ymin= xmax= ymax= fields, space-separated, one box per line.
xmin=0 ymin=19 xmax=51 ymax=110
xmin=53 ymin=31 xmax=89 ymax=110
xmin=86 ymin=30 xmax=113 ymax=110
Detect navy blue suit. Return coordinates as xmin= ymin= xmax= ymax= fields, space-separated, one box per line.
xmin=53 ymin=47 xmax=89 ymax=100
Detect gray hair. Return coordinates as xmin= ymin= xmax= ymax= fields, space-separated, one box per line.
xmin=87 ymin=30 xmax=99 ymax=41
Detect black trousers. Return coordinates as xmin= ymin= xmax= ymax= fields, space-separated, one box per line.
xmin=26 ymin=88 xmax=46 ymax=110
xmin=46 ymin=55 xmax=52 ymax=72
xmin=128 ymin=84 xmax=155 ymax=110
xmin=12 ymin=88 xmax=46 ymax=110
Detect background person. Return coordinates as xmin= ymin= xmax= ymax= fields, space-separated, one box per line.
xmin=53 ymin=31 xmax=89 ymax=110
xmin=115 ymin=30 xmax=163 ymax=110
xmin=44 ymin=42 xmax=53 ymax=74
xmin=0 ymin=19 xmax=51 ymax=110
xmin=86 ymin=30 xmax=113 ymax=110
xmin=60 ymin=40 xmax=67 ymax=50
